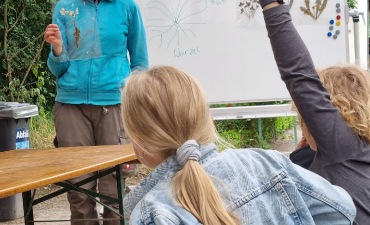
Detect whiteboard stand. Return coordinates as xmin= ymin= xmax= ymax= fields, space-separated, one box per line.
xmin=209 ymin=104 xmax=299 ymax=148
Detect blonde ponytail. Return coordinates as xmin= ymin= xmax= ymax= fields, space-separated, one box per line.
xmin=172 ymin=160 xmax=240 ymax=225
xmin=121 ymin=66 xmax=240 ymax=225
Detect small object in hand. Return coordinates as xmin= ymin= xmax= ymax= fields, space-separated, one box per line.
xmin=103 ymin=106 xmax=109 ymax=114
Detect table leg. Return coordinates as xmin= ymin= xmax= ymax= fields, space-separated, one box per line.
xmin=22 ymin=191 xmax=34 ymax=225
xmin=116 ymin=164 xmax=127 ymax=225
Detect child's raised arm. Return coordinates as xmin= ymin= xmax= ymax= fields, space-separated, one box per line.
xmin=260 ymin=4 xmax=364 ymax=161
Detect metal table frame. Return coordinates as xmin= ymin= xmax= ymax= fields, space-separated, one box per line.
xmin=22 ymin=165 xmax=127 ymax=225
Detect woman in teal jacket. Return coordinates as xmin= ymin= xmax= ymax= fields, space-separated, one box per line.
xmin=44 ymin=0 xmax=148 ymax=224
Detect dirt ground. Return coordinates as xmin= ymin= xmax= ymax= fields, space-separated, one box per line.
xmin=0 ymin=127 xmax=302 ymax=225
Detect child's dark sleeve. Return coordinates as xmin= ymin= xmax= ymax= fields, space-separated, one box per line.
xmin=262 ymin=5 xmax=363 ymax=162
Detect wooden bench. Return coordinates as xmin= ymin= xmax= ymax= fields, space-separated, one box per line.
xmin=0 ymin=145 xmax=138 ymax=225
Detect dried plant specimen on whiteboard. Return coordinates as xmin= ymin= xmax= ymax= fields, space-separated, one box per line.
xmin=144 ymin=0 xmax=208 ymax=49
xmin=239 ymin=0 xmax=260 ymax=19
xmin=300 ymin=0 xmax=327 ymax=21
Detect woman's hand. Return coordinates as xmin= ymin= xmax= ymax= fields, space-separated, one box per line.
xmin=44 ymin=24 xmax=63 ymax=56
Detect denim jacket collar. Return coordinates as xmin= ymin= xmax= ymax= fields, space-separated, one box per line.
xmin=123 ymin=144 xmax=218 ymax=215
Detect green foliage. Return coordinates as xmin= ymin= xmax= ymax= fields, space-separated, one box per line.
xmin=347 ymin=0 xmax=358 ymax=9
xmin=29 ymin=112 xmax=55 ymax=149
xmin=213 ymin=102 xmax=294 ymax=149
xmin=0 ymin=0 xmax=56 ymax=111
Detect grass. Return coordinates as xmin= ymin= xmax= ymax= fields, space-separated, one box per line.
xmin=29 ymin=112 xmax=55 ymax=149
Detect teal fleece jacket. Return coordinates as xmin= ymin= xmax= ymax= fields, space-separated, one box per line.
xmin=47 ymin=0 xmax=149 ymax=105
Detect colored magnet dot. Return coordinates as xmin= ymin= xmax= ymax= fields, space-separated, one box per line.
xmin=336 ymin=21 xmax=341 ymax=26
xmin=336 ymin=3 xmax=340 ymax=8
xmin=336 ymin=8 xmax=341 ymax=13
xmin=330 ymin=20 xmax=335 ymax=24
xmin=337 ymin=15 xmax=341 ymax=20
xmin=336 ymin=30 xmax=340 ymax=35
xmin=328 ymin=32 xmax=332 ymax=37
xmin=333 ymin=34 xmax=338 ymax=39
xmin=329 ymin=26 xmax=334 ymax=30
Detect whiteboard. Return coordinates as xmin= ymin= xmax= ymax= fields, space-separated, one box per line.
xmin=136 ymin=0 xmax=348 ymax=104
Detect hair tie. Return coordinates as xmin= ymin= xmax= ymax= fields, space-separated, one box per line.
xmin=176 ymin=140 xmax=202 ymax=167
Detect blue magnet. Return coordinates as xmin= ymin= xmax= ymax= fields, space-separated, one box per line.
xmin=328 ymin=32 xmax=332 ymax=37
xmin=330 ymin=20 xmax=335 ymax=24
xmin=333 ymin=34 xmax=338 ymax=39
xmin=336 ymin=30 xmax=340 ymax=35
xmin=329 ymin=26 xmax=334 ymax=30
xmin=336 ymin=8 xmax=341 ymax=13
xmin=336 ymin=3 xmax=340 ymax=8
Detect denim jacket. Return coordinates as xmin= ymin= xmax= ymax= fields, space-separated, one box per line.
xmin=123 ymin=144 xmax=356 ymax=224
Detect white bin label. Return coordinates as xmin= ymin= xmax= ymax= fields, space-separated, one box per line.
xmin=15 ymin=128 xmax=30 ymax=149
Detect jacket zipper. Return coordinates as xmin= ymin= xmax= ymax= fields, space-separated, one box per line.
xmin=88 ymin=0 xmax=107 ymax=103
xmin=87 ymin=1 xmax=99 ymax=103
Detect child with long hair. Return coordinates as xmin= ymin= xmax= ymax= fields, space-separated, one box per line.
xmin=120 ymin=65 xmax=355 ymax=225
xmin=261 ymin=1 xmax=370 ymax=224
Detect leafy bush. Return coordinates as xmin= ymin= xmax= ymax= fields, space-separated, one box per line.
xmin=347 ymin=0 xmax=358 ymax=9
xmin=1 ymin=0 xmax=56 ymax=112
xmin=30 ymin=112 xmax=55 ymax=149
xmin=213 ymin=102 xmax=295 ymax=149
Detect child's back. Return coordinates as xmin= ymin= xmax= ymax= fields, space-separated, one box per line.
xmin=125 ymin=145 xmax=355 ymax=224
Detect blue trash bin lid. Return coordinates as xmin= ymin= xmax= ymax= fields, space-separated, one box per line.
xmin=0 ymin=102 xmax=38 ymax=119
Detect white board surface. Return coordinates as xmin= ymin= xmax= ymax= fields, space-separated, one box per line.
xmin=136 ymin=0 xmax=348 ymax=104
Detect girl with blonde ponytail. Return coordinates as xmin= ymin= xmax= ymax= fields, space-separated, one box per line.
xmin=121 ymin=66 xmax=355 ymax=225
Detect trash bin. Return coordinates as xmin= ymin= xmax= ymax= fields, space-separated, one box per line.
xmin=0 ymin=102 xmax=38 ymax=221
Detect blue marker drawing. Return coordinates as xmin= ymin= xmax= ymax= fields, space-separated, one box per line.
xmin=144 ymin=0 xmax=208 ymax=49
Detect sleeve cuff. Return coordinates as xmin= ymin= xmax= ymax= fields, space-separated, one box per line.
xmin=263 ymin=4 xmax=290 ymax=18
xmin=49 ymin=45 xmax=68 ymax=63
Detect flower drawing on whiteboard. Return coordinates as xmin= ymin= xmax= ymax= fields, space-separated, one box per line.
xmin=300 ymin=0 xmax=327 ymax=21
xmin=238 ymin=0 xmax=260 ymax=19
xmin=144 ymin=0 xmax=207 ymax=49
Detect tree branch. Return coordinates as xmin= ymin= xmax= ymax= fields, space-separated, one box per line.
xmin=4 ymin=0 xmax=13 ymax=101
xmin=4 ymin=0 xmax=9 ymax=67
xmin=9 ymin=32 xmax=44 ymax=62
xmin=7 ymin=5 xmax=27 ymax=33
xmin=19 ymin=40 xmax=46 ymax=88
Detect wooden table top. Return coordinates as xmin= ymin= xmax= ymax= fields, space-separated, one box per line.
xmin=0 ymin=145 xmax=136 ymax=199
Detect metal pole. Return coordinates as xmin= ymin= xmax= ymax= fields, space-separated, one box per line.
xmin=353 ymin=15 xmax=361 ymax=65
xmin=22 ymin=191 xmax=35 ymax=225
xmin=258 ymin=118 xmax=262 ymax=148
xmin=116 ymin=165 xmax=127 ymax=225
xmin=293 ymin=117 xmax=298 ymax=148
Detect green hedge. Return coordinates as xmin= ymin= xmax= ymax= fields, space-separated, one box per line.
xmin=212 ymin=102 xmax=294 ymax=149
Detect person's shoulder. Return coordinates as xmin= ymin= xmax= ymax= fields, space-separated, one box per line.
xmin=219 ymin=148 xmax=284 ymax=169
xmin=131 ymin=185 xmax=200 ymax=225
xmin=204 ymin=148 xmax=288 ymax=189
xmin=117 ymin=0 xmax=140 ymax=10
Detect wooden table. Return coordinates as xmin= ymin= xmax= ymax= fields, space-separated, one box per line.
xmin=0 ymin=145 xmax=137 ymax=225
